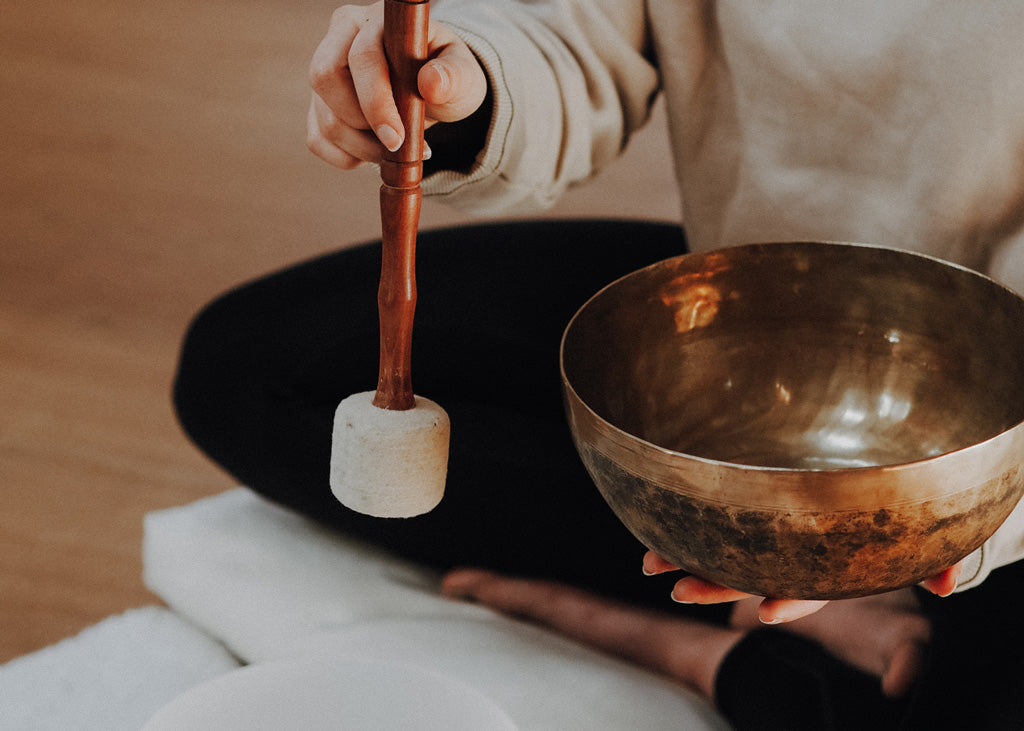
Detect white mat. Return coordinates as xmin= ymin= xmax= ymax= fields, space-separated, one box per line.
xmin=0 ymin=606 xmax=238 ymax=731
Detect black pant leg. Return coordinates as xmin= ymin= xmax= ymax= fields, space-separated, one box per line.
xmin=900 ymin=560 xmax=1024 ymax=730
xmin=715 ymin=629 xmax=908 ymax=731
xmin=173 ymin=219 xmax=688 ymax=606
xmin=715 ymin=561 xmax=1024 ymax=731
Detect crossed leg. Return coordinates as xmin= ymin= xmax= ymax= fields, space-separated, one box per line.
xmin=441 ymin=568 xmax=745 ymax=702
xmin=441 ymin=567 xmax=931 ymax=705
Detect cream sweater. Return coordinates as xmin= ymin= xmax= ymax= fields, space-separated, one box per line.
xmin=424 ymin=0 xmax=1024 ymax=591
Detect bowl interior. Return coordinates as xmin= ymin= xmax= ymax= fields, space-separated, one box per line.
xmin=562 ymin=242 xmax=1024 ymax=470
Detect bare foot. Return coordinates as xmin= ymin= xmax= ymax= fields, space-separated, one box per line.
xmin=729 ymin=589 xmax=930 ymax=697
xmin=441 ymin=567 xmax=746 ymax=703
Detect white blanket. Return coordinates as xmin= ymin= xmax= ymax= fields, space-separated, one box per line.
xmin=0 ymin=606 xmax=238 ymax=731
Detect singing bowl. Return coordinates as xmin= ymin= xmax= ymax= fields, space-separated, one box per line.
xmin=561 ymin=241 xmax=1024 ymax=599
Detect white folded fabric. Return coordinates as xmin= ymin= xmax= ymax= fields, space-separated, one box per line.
xmin=143 ymin=488 xmax=731 ymax=730
xmin=142 ymin=488 xmax=489 ymax=664
xmin=0 ymin=606 xmax=238 ymax=731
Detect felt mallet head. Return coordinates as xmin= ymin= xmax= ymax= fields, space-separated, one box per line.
xmin=330 ymin=391 xmax=449 ymax=518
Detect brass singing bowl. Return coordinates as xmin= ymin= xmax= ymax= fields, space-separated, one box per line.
xmin=561 ymin=241 xmax=1024 ymax=599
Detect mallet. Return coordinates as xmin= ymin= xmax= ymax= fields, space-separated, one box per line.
xmin=330 ymin=0 xmax=449 ymax=518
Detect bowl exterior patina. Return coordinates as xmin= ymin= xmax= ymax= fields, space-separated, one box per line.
xmin=561 ymin=242 xmax=1024 ymax=599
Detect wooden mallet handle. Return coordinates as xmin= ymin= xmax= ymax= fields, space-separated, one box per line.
xmin=375 ymin=0 xmax=429 ymax=411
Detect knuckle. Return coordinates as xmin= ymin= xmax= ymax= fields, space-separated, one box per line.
xmin=346 ymin=42 xmax=379 ymax=74
xmin=305 ymin=132 xmax=323 ymax=156
xmin=319 ymin=113 xmax=346 ymax=140
xmin=308 ymin=62 xmax=337 ymax=93
xmin=308 ymin=106 xmax=344 ymax=146
xmin=330 ymin=5 xmax=361 ymax=27
xmin=330 ymin=4 xmax=379 ymax=38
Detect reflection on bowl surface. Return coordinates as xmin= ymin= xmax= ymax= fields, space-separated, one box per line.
xmin=561 ymin=242 xmax=1024 ymax=598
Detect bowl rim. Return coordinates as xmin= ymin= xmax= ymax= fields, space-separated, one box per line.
xmin=559 ymin=241 xmax=1024 ymax=506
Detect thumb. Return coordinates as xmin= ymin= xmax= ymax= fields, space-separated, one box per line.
xmin=418 ymin=41 xmax=487 ymax=124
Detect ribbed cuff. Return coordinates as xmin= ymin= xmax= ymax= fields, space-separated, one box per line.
xmin=420 ymin=21 xmax=512 ymax=200
xmin=952 ymin=544 xmax=987 ymax=592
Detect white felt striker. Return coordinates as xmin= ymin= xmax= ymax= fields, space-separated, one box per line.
xmin=330 ymin=391 xmax=449 ymax=518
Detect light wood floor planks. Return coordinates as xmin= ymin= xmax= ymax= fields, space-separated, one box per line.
xmin=0 ymin=0 xmax=679 ymax=663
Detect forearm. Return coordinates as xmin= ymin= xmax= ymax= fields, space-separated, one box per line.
xmin=422 ymin=0 xmax=657 ymax=215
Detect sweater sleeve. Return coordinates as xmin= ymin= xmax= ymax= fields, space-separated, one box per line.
xmin=956 ymin=493 xmax=1024 ymax=592
xmin=956 ymin=240 xmax=1024 ymax=592
xmin=422 ymin=0 xmax=658 ymax=216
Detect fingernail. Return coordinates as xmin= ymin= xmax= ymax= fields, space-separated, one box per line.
xmin=426 ymin=60 xmax=451 ymax=96
xmin=376 ymin=124 xmax=402 ymax=152
xmin=422 ymin=142 xmax=432 ymax=161
xmin=670 ymin=587 xmax=695 ymax=604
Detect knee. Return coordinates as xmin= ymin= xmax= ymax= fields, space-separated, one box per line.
xmin=171 ymin=288 xmax=256 ymax=444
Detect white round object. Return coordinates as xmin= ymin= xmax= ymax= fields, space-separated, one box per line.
xmin=287 ymin=618 xmax=731 ymax=730
xmin=142 ymin=656 xmax=516 ymax=731
xmin=330 ymin=391 xmax=449 ymax=518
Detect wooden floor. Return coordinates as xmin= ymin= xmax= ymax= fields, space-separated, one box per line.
xmin=0 ymin=0 xmax=679 ymax=663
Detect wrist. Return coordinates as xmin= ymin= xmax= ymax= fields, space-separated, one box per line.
xmin=423 ymin=82 xmax=493 ymax=176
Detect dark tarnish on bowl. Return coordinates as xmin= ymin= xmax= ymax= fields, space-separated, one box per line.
xmin=560 ymin=242 xmax=1024 ymax=599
